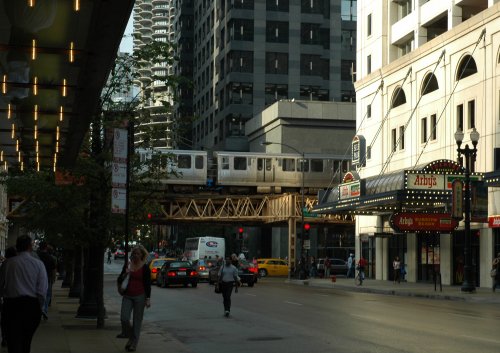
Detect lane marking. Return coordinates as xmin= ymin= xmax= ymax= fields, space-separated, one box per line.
xmin=284 ymin=301 xmax=303 ymax=306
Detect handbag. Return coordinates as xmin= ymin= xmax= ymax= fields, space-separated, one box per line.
xmin=491 ymin=268 xmax=497 ymax=278
xmin=117 ymin=272 xmax=130 ymax=296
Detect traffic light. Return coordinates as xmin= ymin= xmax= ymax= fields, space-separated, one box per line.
xmin=238 ymin=227 xmax=244 ymax=240
xmin=303 ymin=223 xmax=311 ymax=240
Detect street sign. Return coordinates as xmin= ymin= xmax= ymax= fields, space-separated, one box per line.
xmin=390 ymin=212 xmax=459 ymax=233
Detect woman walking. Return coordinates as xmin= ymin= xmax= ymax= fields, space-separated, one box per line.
xmin=218 ymin=257 xmax=240 ymax=317
xmin=118 ymin=245 xmax=151 ymax=352
xmin=393 ymin=256 xmax=401 ymax=284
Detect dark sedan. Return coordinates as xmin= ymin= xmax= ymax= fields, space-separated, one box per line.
xmin=208 ymin=260 xmax=257 ymax=287
xmin=156 ymin=261 xmax=198 ymax=288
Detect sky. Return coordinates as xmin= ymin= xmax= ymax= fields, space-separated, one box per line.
xmin=119 ymin=13 xmax=134 ymax=53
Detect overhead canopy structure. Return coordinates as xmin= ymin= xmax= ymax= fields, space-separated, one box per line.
xmin=0 ymin=0 xmax=134 ymax=170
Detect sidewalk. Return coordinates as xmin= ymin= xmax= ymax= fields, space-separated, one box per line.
xmin=288 ymin=276 xmax=500 ymax=303
xmin=26 ymin=275 xmax=500 ymax=353
xmin=30 ymin=279 xmax=191 ymax=353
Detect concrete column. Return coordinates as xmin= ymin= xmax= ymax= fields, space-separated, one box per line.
xmin=407 ymin=233 xmax=418 ymax=282
xmin=440 ymin=233 xmax=452 ymax=285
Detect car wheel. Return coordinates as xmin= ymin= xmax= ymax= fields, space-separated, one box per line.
xmin=192 ymin=282 xmax=198 ymax=288
xmin=258 ymin=269 xmax=268 ymax=277
xmin=248 ymin=281 xmax=254 ymax=287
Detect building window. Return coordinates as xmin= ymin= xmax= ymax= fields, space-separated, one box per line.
xmin=421 ymin=73 xmax=439 ymax=95
xmin=391 ymin=128 xmax=397 ymax=152
xmin=399 ymin=126 xmax=405 ymax=150
xmin=456 ymin=55 xmax=477 ymax=81
xmin=391 ymin=87 xmax=406 ymax=108
xmin=266 ymin=52 xmax=288 ymax=75
xmin=468 ymin=100 xmax=475 ymax=129
xmin=266 ymin=21 xmax=289 ymax=43
xmin=367 ymin=55 xmax=371 ymax=74
xmin=430 ymin=114 xmax=437 ymax=141
xmin=421 ymin=117 xmax=427 ymax=143
xmin=367 ymin=104 xmax=371 ymax=118
xmin=457 ymin=104 xmax=464 ymax=131
xmin=367 ymin=13 xmax=372 ymax=36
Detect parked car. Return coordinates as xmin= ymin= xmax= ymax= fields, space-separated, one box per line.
xmin=256 ymin=258 xmax=288 ymax=277
xmin=208 ymin=259 xmax=257 ymax=286
xmin=317 ymin=258 xmax=348 ymax=276
xmin=156 ymin=261 xmax=198 ymax=288
xmin=114 ymin=249 xmax=125 ymax=260
xmin=149 ymin=257 xmax=177 ymax=282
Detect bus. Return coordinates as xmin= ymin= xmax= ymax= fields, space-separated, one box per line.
xmin=184 ymin=237 xmax=225 ymax=261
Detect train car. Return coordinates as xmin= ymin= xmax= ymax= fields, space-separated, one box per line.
xmin=136 ymin=148 xmax=208 ymax=192
xmin=213 ymin=151 xmax=349 ymax=194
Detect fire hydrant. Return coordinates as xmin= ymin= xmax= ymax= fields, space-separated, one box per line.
xmin=331 ymin=275 xmax=336 ymax=283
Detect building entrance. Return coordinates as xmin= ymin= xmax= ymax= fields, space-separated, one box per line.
xmin=417 ymin=233 xmax=440 ymax=282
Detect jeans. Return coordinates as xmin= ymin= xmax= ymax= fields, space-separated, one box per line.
xmin=120 ymin=294 xmax=146 ymax=347
xmin=221 ymin=281 xmax=234 ymax=312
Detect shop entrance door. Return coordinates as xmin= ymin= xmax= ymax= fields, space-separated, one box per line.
xmin=417 ymin=233 xmax=440 ymax=282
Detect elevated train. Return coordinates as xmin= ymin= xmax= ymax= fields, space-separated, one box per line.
xmin=137 ymin=149 xmax=350 ymax=194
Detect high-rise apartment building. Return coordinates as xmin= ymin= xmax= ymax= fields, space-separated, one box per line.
xmin=320 ymin=0 xmax=500 ymax=287
xmin=133 ymin=0 xmax=177 ymax=149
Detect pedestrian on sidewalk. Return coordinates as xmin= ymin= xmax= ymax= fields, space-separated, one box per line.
xmin=0 ymin=246 xmax=17 ymax=347
xmin=492 ymin=252 xmax=500 ymax=292
xmin=118 ymin=245 xmax=151 ymax=352
xmin=347 ymin=253 xmax=355 ymax=278
xmin=218 ymin=257 xmax=241 ymax=317
xmin=0 ymin=235 xmax=48 ymax=353
xmin=393 ymin=256 xmax=401 ymax=284
xmin=37 ymin=242 xmax=57 ymax=320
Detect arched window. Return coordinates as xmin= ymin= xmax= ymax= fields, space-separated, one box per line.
xmin=421 ymin=73 xmax=439 ymax=95
xmin=456 ymin=54 xmax=477 ymax=80
xmin=391 ymin=86 xmax=406 ymax=108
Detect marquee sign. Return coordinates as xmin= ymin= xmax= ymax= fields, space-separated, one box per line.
xmin=390 ymin=212 xmax=459 ymax=233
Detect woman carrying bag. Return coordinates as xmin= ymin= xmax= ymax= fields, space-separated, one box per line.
xmin=117 ymin=245 xmax=151 ymax=352
xmin=218 ymin=257 xmax=241 ymax=317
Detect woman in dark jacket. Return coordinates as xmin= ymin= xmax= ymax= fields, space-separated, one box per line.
xmin=117 ymin=245 xmax=151 ymax=352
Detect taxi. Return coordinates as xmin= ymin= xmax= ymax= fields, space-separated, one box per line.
xmin=256 ymin=258 xmax=288 ymax=277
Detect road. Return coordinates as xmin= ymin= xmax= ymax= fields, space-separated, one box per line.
xmin=104 ymin=259 xmax=500 ymax=353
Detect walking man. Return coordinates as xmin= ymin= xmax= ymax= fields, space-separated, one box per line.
xmin=0 ymin=235 xmax=48 ymax=353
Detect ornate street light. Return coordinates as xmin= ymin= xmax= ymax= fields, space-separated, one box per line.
xmin=261 ymin=141 xmax=305 ymax=280
xmin=454 ymin=127 xmax=479 ymax=293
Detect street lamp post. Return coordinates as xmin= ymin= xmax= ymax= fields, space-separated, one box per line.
xmin=454 ymin=127 xmax=479 ymax=293
xmin=261 ymin=141 xmax=305 ymax=280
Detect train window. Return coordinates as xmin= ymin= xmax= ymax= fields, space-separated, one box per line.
xmin=310 ymin=159 xmax=323 ymax=172
xmin=265 ymin=158 xmax=272 ymax=171
xmin=177 ymin=155 xmax=191 ymax=169
xmin=195 ymin=156 xmax=204 ymax=169
xmin=297 ymin=159 xmax=309 ymax=172
xmin=221 ymin=156 xmax=230 ymax=169
xmin=234 ymin=157 xmax=247 ymax=170
xmin=257 ymin=158 xmax=263 ymax=171
xmin=282 ymin=158 xmax=295 ymax=171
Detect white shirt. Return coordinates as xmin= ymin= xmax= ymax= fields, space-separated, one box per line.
xmin=0 ymin=251 xmax=48 ymax=299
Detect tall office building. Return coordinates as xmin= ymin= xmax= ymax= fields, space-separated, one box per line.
xmin=183 ymin=0 xmax=357 ymax=151
xmin=339 ymin=0 xmax=500 ymax=286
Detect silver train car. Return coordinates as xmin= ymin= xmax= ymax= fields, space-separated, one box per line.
xmin=213 ymin=151 xmax=349 ymax=194
xmin=136 ymin=149 xmax=349 ymax=194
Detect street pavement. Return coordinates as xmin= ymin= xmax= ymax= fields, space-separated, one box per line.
xmin=28 ymin=274 xmax=500 ymax=353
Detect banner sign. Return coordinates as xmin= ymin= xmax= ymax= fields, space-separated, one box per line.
xmin=390 ymin=212 xmax=459 ymax=233
xmin=488 ymin=215 xmax=500 ymax=228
